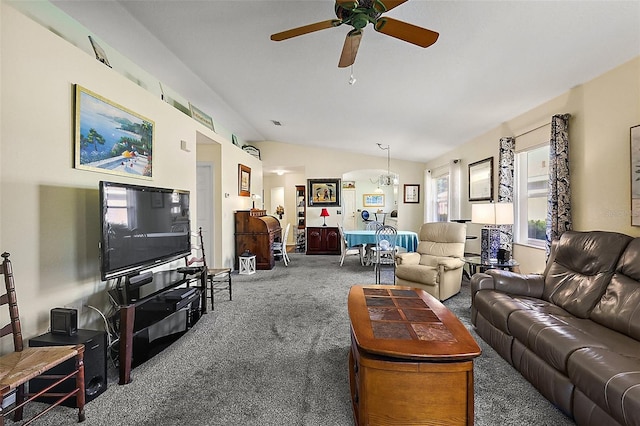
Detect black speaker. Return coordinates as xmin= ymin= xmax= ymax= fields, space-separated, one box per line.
xmin=29 ymin=329 xmax=108 ymax=407
xmin=50 ymin=308 xmax=78 ymax=336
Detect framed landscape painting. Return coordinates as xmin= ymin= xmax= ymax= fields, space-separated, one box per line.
xmin=363 ymin=194 xmax=385 ymax=207
xmin=75 ymin=85 xmax=153 ymax=179
xmin=308 ymin=178 xmax=341 ymax=207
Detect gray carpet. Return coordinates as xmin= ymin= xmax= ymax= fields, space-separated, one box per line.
xmin=12 ymin=254 xmax=574 ymax=425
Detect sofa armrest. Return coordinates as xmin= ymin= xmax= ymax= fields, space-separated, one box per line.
xmin=396 ymin=252 xmax=420 ymax=265
xmin=471 ymin=269 xmax=545 ymax=299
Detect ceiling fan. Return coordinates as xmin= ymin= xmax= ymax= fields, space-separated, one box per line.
xmin=270 ymin=0 xmax=439 ymax=68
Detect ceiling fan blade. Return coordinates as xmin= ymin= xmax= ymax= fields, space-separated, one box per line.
xmin=336 ymin=0 xmax=359 ymax=10
xmin=338 ymin=30 xmax=362 ymax=68
xmin=374 ymin=17 xmax=439 ymax=48
xmin=271 ymin=19 xmax=341 ymax=41
xmin=373 ymin=0 xmax=409 ymax=13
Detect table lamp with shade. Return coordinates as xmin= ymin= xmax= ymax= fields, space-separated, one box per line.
xmin=320 ymin=208 xmax=330 ymax=226
xmin=471 ymin=202 xmax=514 ymax=262
xmin=251 ymin=193 xmax=261 ymax=210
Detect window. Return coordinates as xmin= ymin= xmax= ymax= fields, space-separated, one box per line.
xmin=515 ymin=144 xmax=549 ymax=247
xmin=427 ymin=168 xmax=449 ymax=222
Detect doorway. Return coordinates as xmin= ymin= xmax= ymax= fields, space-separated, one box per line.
xmin=196 ymin=162 xmax=214 ymax=261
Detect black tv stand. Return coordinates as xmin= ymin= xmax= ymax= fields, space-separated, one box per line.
xmin=111 ymin=268 xmax=206 ymax=385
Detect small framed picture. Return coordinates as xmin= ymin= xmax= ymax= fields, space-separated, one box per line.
xmin=238 ymin=164 xmax=251 ymax=197
xmin=403 ymin=184 xmax=420 ymax=203
xmin=363 ymin=194 xmax=385 ymax=207
xmin=469 ymin=157 xmax=494 ymax=202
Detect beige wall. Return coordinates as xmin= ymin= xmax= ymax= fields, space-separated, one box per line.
xmin=0 ymin=3 xmax=257 ymax=344
xmin=425 ymin=57 xmax=640 ymax=274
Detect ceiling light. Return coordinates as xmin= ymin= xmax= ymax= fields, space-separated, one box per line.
xmin=374 ymin=143 xmax=397 ymax=187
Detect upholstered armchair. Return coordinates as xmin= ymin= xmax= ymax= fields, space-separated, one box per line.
xmin=395 ymin=222 xmax=467 ymax=301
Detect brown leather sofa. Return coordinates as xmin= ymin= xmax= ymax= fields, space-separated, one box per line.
xmin=471 ymin=230 xmax=640 ymax=426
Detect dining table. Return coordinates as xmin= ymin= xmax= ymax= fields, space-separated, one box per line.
xmin=344 ymin=229 xmax=419 ymax=253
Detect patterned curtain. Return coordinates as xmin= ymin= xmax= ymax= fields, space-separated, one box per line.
xmin=546 ymin=114 xmax=572 ymax=255
xmin=498 ymin=137 xmax=515 ymax=253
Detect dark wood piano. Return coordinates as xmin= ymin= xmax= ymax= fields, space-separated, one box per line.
xmin=234 ymin=210 xmax=282 ymax=270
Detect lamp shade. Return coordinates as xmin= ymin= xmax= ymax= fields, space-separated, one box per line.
xmin=320 ymin=208 xmax=330 ymax=217
xmin=471 ymin=203 xmax=514 ymax=225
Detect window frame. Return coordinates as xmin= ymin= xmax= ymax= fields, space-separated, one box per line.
xmin=514 ymin=142 xmax=550 ymax=248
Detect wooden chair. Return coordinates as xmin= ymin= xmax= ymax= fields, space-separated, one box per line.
xmin=0 ymin=252 xmax=86 ymax=425
xmin=187 ymin=229 xmax=231 ymax=310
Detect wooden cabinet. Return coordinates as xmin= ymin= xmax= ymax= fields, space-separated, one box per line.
xmin=234 ymin=210 xmax=282 ymax=270
xmin=295 ymin=185 xmax=306 ymax=252
xmin=306 ymin=226 xmax=340 ymax=255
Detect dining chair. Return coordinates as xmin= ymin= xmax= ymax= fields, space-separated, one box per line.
xmin=186 ymin=228 xmax=232 ymax=310
xmin=0 ymin=252 xmax=86 ymax=425
xmin=337 ymin=224 xmax=364 ymax=266
xmin=370 ymin=225 xmax=398 ymax=284
xmin=272 ymin=223 xmax=291 ymax=266
xmin=363 ymin=221 xmax=383 ymax=264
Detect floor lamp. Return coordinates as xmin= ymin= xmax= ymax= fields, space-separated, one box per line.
xmin=472 ymin=202 xmax=514 ymax=262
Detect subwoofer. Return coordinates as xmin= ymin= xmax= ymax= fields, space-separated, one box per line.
xmin=29 ymin=329 xmax=108 ymax=407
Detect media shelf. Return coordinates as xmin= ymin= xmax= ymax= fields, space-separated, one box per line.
xmin=109 ymin=268 xmax=205 ymax=385
xmin=295 ymin=185 xmax=306 ymax=252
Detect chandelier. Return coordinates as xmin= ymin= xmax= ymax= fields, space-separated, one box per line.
xmin=375 ymin=143 xmax=398 ymax=186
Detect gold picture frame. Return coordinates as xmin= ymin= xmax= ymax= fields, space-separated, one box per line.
xmin=238 ymin=164 xmax=251 ymax=197
xmin=363 ymin=194 xmax=385 ymax=207
xmin=75 ymin=85 xmax=153 ymax=179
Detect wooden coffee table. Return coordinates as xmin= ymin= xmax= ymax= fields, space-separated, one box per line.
xmin=348 ymin=285 xmax=482 ymax=425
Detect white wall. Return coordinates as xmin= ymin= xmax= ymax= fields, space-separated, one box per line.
xmin=0 ymin=3 xmax=259 ymax=345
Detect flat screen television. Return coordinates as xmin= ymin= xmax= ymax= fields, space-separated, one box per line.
xmin=99 ymin=181 xmax=191 ymax=281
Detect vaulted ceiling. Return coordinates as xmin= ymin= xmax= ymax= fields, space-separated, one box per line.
xmin=52 ymin=0 xmax=640 ymax=172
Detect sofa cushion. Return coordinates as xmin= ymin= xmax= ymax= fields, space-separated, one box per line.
xmin=591 ymin=238 xmax=640 ymax=341
xmin=508 ymin=310 xmax=607 ymax=373
xmin=395 ymin=264 xmax=438 ymax=285
xmin=568 ymin=347 xmax=640 ymax=426
xmin=542 ymin=231 xmax=632 ymax=318
xmin=474 ymin=290 xmax=566 ymax=335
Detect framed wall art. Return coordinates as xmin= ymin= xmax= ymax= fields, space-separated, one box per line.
xmin=308 ymin=178 xmax=341 ymax=207
xmin=403 ymin=184 xmax=420 ymax=203
xmin=363 ymin=194 xmax=385 ymax=208
xmin=88 ymin=36 xmax=111 ymax=68
xmin=632 ymin=125 xmax=640 ymax=226
xmin=75 ymin=85 xmax=154 ymax=179
xmin=469 ymin=157 xmax=494 ymax=202
xmin=189 ymin=102 xmax=214 ymax=131
xmin=239 ymin=164 xmax=251 ymax=197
